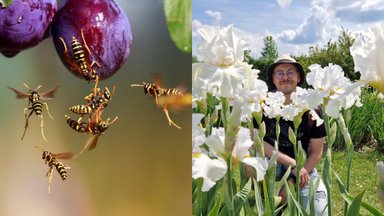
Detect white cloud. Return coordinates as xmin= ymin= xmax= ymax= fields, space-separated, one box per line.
xmin=311 ymin=0 xmax=384 ymax=23
xmin=205 ymin=10 xmax=222 ymax=23
xmin=278 ymin=5 xmax=333 ymax=44
xmin=361 ymin=0 xmax=384 ymax=11
xmin=276 ymin=0 xmax=292 ymax=8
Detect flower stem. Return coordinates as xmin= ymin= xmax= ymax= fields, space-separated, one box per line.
xmin=322 ymin=104 xmax=333 ymax=216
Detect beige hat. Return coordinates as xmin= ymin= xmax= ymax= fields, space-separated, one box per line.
xmin=266 ymin=54 xmax=305 ymax=89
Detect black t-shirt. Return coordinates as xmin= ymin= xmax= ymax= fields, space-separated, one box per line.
xmin=254 ymin=109 xmax=326 ymax=158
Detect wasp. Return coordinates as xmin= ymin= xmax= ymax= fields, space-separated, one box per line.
xmin=35 ymin=146 xmax=72 ymax=194
xmin=69 ymin=86 xmax=115 ymax=116
xmin=130 ymin=82 xmax=183 ymax=104
xmin=59 ymin=29 xmax=100 ymax=95
xmin=66 ymin=106 xmax=118 ymax=158
xmin=8 ymin=83 xmax=60 ymax=141
xmin=131 ymin=80 xmax=185 ymax=129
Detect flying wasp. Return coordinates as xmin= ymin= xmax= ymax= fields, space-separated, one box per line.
xmin=130 ymin=82 xmax=183 ymax=104
xmin=59 ymin=29 xmax=100 ymax=95
xmin=8 ymin=83 xmax=60 ymax=141
xmin=65 ymin=106 xmax=118 ymax=158
xmin=131 ymin=79 xmax=185 ymax=129
xmin=35 ymin=146 xmax=72 ymax=194
xmin=69 ymin=86 xmax=115 ymax=116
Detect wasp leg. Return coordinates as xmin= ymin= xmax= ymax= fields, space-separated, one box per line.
xmin=154 ymin=90 xmax=159 ymax=105
xmin=21 ymin=108 xmax=33 ymax=141
xmin=84 ymin=87 xmax=101 ymax=103
xmin=162 ymin=107 xmax=181 ymax=129
xmin=46 ymin=166 xmax=54 ymax=194
xmin=92 ymin=76 xmax=99 ymax=97
xmin=44 ymin=102 xmax=54 ymax=120
xmin=40 ymin=115 xmax=48 ymax=142
xmin=81 ymin=29 xmax=92 ymax=55
xmin=91 ymin=61 xmax=101 ymax=68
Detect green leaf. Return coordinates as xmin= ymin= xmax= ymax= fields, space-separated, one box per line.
xmin=333 ymin=169 xmax=384 ymax=216
xmin=285 ymin=182 xmax=309 ymax=216
xmin=0 ymin=0 xmax=13 ymax=8
xmin=164 ymin=0 xmax=191 ymax=53
xmin=207 ymin=193 xmax=222 ymax=216
xmin=346 ymin=190 xmax=365 ymax=216
xmin=329 ymin=121 xmax=337 ymax=146
xmin=219 ymin=179 xmax=252 ymax=216
xmin=288 ymin=126 xmax=296 ymax=145
xmin=252 ymin=179 xmax=263 ymax=215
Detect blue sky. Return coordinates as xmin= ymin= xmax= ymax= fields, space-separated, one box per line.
xmin=192 ymin=0 xmax=384 ymax=57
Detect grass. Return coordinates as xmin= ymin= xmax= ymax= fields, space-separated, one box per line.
xmin=329 ymin=150 xmax=384 ymax=215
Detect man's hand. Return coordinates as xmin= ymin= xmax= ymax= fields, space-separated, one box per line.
xmin=292 ymin=167 xmax=309 ymax=188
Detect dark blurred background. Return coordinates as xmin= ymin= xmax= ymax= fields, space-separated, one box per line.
xmin=0 ymin=0 xmax=191 ymax=215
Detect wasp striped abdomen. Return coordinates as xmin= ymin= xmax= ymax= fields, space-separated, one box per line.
xmin=53 ymin=161 xmax=68 ymax=181
xmin=161 ymin=88 xmax=183 ymax=97
xmin=69 ymin=105 xmax=93 ymax=115
xmin=65 ymin=115 xmax=88 ymax=133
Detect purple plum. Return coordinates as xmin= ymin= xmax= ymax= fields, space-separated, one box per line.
xmin=0 ymin=0 xmax=57 ymax=57
xmin=51 ymin=0 xmax=132 ymax=81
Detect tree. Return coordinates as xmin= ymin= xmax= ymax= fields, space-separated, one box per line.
xmin=260 ymin=35 xmax=278 ymax=61
xmin=295 ymin=28 xmax=359 ymax=82
xmin=244 ymin=35 xmax=279 ymax=86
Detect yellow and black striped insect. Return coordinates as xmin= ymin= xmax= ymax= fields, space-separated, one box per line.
xmin=35 ymin=146 xmax=72 ymax=194
xmin=65 ymin=106 xmax=118 ymax=158
xmin=131 ymin=80 xmax=185 ymax=129
xmin=69 ymin=86 xmax=115 ymax=116
xmin=130 ymin=82 xmax=183 ymax=104
xmin=59 ymin=29 xmax=100 ymax=94
xmin=8 ymin=83 xmax=60 ymax=141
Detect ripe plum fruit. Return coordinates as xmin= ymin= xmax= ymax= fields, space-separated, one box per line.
xmin=0 ymin=0 xmax=57 ymax=57
xmin=51 ymin=0 xmax=132 ymax=81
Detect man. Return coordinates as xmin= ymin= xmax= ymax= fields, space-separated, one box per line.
xmin=262 ymin=54 xmax=328 ymax=215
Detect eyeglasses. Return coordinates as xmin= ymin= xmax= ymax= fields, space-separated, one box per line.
xmin=273 ymin=70 xmax=297 ymax=80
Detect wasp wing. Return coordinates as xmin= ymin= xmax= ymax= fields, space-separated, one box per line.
xmin=53 ymin=152 xmax=74 ymax=160
xmin=89 ymin=104 xmax=104 ymax=124
xmin=7 ymin=87 xmax=29 ymax=99
xmin=88 ymin=134 xmax=100 ymax=151
xmin=74 ymin=134 xmax=99 ymax=159
xmin=40 ymin=84 xmax=60 ymax=100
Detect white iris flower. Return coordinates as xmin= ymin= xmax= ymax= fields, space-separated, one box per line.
xmin=350 ymin=23 xmax=384 ymax=93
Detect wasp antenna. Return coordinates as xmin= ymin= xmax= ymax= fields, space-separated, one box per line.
xmin=108 ymin=116 xmax=118 ymax=125
xmin=22 ymin=83 xmax=30 ymax=89
xmin=111 ymin=85 xmax=116 ymax=95
xmin=35 ymin=145 xmax=44 ymax=151
xmin=36 ymin=85 xmax=42 ymax=90
xmin=130 ymin=84 xmax=144 ymax=87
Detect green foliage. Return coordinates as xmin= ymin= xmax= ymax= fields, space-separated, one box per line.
xmin=331 ymin=151 xmax=384 ymax=215
xmin=164 ymin=0 xmax=191 ymax=53
xmin=294 ymin=28 xmax=359 ymax=86
xmin=260 ymin=36 xmax=278 ymax=61
xmin=244 ymin=35 xmax=279 ymax=86
xmin=0 ymin=0 xmax=13 ymax=8
xmin=193 ymin=55 xmax=199 ymax=63
xmin=346 ymin=89 xmax=384 ymax=152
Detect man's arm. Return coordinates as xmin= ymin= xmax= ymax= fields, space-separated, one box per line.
xmin=304 ymin=137 xmax=325 ymax=172
xmin=293 ymin=137 xmax=325 ymax=188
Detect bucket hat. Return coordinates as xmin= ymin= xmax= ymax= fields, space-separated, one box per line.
xmin=266 ymin=54 xmax=305 ymax=89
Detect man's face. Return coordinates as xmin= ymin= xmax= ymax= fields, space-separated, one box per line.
xmin=272 ymin=63 xmax=301 ymax=94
